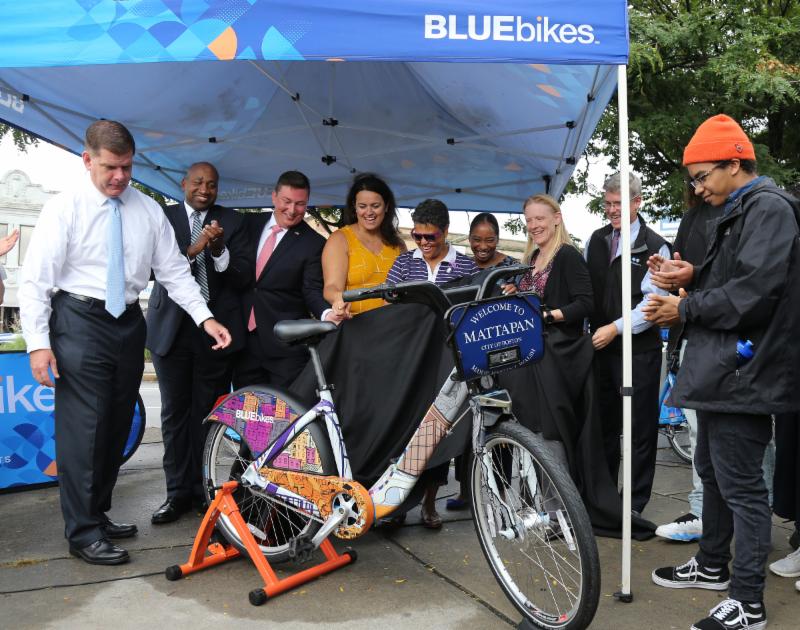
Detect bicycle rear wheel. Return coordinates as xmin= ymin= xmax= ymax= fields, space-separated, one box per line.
xmin=471 ymin=422 xmax=600 ymax=630
xmin=202 ymin=413 xmax=336 ymax=562
xmin=666 ymin=422 xmax=692 ymax=464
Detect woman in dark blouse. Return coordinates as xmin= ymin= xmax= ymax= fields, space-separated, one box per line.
xmin=503 ymin=194 xmax=647 ymax=537
xmin=517 ymin=194 xmax=592 ymax=337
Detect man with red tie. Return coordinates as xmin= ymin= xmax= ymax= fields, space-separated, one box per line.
xmin=234 ymin=170 xmax=342 ymax=389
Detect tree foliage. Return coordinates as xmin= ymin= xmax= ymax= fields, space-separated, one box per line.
xmin=0 ymin=123 xmax=37 ymax=151
xmin=577 ymin=0 xmax=800 ymax=217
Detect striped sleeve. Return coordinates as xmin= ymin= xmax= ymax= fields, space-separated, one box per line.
xmin=386 ymin=251 xmax=410 ymax=284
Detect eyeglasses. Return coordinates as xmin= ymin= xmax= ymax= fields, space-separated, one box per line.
xmin=411 ymin=230 xmax=442 ymax=243
xmin=689 ymin=163 xmax=726 ymax=190
xmin=603 ymin=198 xmax=639 ymax=211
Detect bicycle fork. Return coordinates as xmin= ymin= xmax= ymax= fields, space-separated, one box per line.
xmin=472 ymin=394 xmax=575 ymax=549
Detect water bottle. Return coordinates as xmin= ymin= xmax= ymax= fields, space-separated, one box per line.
xmin=736 ymin=339 xmax=754 ymax=367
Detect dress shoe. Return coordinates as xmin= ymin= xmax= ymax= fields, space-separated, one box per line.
xmin=101 ymin=520 xmax=138 ymax=539
xmin=69 ymin=539 xmax=130 ymax=565
xmin=151 ymin=498 xmax=191 ymax=524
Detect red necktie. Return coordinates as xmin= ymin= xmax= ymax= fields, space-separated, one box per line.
xmin=248 ymin=225 xmax=282 ymax=331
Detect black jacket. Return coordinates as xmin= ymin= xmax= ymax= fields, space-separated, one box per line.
xmin=539 ymin=245 xmax=593 ymax=338
xmin=673 ymin=177 xmax=800 ymax=413
xmin=146 ymin=203 xmax=252 ymax=356
xmin=241 ymin=213 xmax=330 ymax=360
xmin=586 ymin=215 xmax=668 ymax=354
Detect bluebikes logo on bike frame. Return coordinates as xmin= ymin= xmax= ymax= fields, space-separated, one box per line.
xmin=449 ymin=294 xmax=544 ymax=381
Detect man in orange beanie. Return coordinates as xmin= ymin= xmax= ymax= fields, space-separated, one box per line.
xmin=644 ymin=114 xmax=800 ymax=630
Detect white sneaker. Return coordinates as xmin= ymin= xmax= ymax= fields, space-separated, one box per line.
xmin=769 ymin=547 xmax=800 ymax=577
xmin=655 ymin=512 xmax=702 ymax=542
xmin=795 ymin=579 xmax=800 ymax=592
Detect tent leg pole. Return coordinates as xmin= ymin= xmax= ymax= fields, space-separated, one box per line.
xmin=613 ymin=62 xmax=634 ymax=605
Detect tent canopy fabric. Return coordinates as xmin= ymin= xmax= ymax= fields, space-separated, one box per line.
xmin=0 ymin=1 xmax=627 ymax=212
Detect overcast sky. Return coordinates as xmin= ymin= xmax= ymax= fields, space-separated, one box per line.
xmin=0 ymin=136 xmax=608 ymax=244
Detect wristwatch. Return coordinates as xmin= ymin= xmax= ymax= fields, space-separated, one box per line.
xmin=543 ymin=309 xmax=555 ymax=324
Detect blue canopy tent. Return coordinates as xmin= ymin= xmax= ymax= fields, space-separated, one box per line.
xmin=0 ymin=1 xmax=624 ymax=212
xmin=0 ymin=0 xmax=641 ymax=599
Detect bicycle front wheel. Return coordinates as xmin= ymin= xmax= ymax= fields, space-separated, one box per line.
xmin=471 ymin=422 xmax=600 ymax=630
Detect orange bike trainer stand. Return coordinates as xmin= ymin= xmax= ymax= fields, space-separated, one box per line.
xmin=164 ymin=480 xmax=357 ymax=606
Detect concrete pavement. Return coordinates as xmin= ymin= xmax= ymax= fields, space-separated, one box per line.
xmin=1 ymin=384 xmax=798 ymax=629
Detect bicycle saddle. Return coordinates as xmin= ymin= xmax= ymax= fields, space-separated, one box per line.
xmin=273 ymin=319 xmax=337 ymax=344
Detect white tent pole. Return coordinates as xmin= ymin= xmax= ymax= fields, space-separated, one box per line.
xmin=615 ymin=63 xmax=634 ymax=603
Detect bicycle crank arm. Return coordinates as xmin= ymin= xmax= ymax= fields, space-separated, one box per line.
xmin=311 ymin=509 xmax=348 ymax=547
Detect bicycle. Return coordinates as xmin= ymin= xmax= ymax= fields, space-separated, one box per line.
xmin=657 ymin=371 xmax=692 ymax=464
xmin=200 ymin=266 xmax=600 ymax=629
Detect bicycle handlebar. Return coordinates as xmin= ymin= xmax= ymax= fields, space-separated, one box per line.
xmin=342 ymin=264 xmax=530 ymax=317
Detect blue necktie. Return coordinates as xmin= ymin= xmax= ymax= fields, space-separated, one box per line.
xmin=105 ymin=197 xmax=125 ymax=317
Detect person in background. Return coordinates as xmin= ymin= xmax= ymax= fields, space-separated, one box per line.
xmin=467 ymin=213 xmax=517 ymax=269
xmin=386 ymin=198 xmax=478 ymax=528
xmin=18 ymin=120 xmax=230 ymax=566
xmin=0 ymin=228 xmax=19 ymax=305
xmin=768 ymin=183 xmax=800 ymax=592
xmin=646 ymin=114 xmax=800 ymax=630
xmin=447 ymin=212 xmax=519 ymax=511
xmin=322 ymin=173 xmax=405 ymax=317
xmin=147 ymin=162 xmax=251 ymax=525
xmin=585 ymin=171 xmax=670 ymax=515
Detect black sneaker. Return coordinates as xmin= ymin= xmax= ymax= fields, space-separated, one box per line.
xmin=790 ymin=528 xmax=799 ymax=551
xmin=651 ymin=556 xmax=730 ymax=590
xmin=691 ymin=599 xmax=766 ymax=630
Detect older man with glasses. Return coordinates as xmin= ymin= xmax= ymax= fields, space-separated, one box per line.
xmin=645 ymin=114 xmax=800 ymax=630
xmin=584 ymin=171 xmax=670 ymax=516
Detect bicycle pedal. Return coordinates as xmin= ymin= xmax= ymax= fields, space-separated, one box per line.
xmin=288 ymin=537 xmax=316 ymax=564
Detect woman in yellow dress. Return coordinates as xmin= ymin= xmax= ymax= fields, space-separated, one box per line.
xmin=322 ymin=173 xmax=406 ymax=317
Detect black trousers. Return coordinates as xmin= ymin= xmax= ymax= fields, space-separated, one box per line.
xmin=695 ymin=411 xmax=771 ymax=603
xmin=51 ymin=293 xmax=145 ymax=547
xmin=232 ymin=331 xmax=307 ymax=389
xmin=594 ymin=347 xmax=661 ymax=512
xmin=152 ymin=315 xmax=232 ymax=503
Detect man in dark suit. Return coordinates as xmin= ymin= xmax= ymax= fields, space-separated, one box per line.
xmin=147 ymin=162 xmax=252 ymax=524
xmin=234 ymin=170 xmax=341 ymax=389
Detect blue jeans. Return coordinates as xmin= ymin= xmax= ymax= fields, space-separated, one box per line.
xmin=694 ymin=411 xmax=772 ymax=603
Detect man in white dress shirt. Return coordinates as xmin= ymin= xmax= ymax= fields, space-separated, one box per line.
xmin=19 ymin=120 xmax=231 ymax=566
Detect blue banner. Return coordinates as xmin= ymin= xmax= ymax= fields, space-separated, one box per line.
xmin=0 ymin=352 xmax=145 ymax=491
xmin=0 ymin=1 xmax=628 ymax=68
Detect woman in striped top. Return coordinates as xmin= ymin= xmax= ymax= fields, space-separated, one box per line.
xmin=386 ymin=199 xmax=478 ymax=286
xmin=386 ymin=198 xmax=478 ymax=529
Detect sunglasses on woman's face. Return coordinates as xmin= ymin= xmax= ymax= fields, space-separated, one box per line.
xmin=411 ymin=230 xmax=442 ymax=243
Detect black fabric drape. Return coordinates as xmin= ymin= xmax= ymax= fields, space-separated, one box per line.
xmin=500 ymin=329 xmax=655 ymax=539
xmin=291 ymin=299 xmax=654 ymax=538
xmin=290 ymin=303 xmax=468 ymax=487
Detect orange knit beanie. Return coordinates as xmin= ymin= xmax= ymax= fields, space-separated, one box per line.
xmin=682 ymin=114 xmax=755 ymax=166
